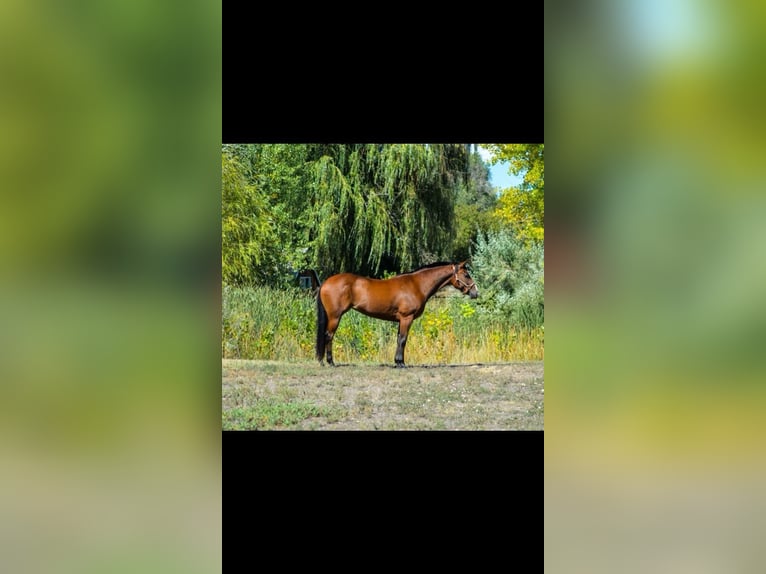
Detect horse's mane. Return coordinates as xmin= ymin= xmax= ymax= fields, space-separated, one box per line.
xmin=404 ymin=261 xmax=458 ymax=274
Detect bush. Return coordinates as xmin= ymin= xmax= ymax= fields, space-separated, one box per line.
xmin=471 ymin=230 xmax=544 ymax=328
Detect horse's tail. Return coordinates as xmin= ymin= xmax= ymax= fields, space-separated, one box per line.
xmin=316 ymin=288 xmax=327 ymax=363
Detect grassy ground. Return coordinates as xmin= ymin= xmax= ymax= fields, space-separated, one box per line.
xmin=222 ymin=359 xmax=544 ymax=430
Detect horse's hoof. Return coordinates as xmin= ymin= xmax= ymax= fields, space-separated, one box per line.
xmin=394 ymin=363 xmax=407 ymax=368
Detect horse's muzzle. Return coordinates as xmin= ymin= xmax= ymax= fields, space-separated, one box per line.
xmin=469 ymin=287 xmax=479 ymax=299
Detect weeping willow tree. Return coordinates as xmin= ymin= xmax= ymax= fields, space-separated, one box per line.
xmin=221 ymin=143 xmax=471 ymax=285
xmin=305 ymin=144 xmax=468 ymax=276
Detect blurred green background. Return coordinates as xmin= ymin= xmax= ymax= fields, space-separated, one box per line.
xmin=5 ymin=0 xmax=766 ymax=570
xmin=0 ymin=1 xmax=220 ymax=572
xmin=547 ymin=0 xmax=766 ymax=571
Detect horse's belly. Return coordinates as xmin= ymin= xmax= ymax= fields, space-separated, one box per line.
xmin=353 ymin=305 xmax=399 ymax=322
xmin=350 ymin=280 xmax=419 ymax=321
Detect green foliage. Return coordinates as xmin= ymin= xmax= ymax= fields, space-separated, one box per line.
xmin=451 ymin=203 xmax=498 ymax=262
xmin=223 ymin=144 xmax=313 ymax=284
xmin=221 ymin=144 xmax=472 ymax=284
xmin=305 ymin=144 xmax=466 ymax=275
xmin=471 ymin=229 xmax=544 ymax=328
xmin=222 ymin=284 xmax=315 ymax=358
xmin=458 ymin=149 xmax=497 ymax=209
xmin=222 ymin=144 xmax=543 ymax=293
xmin=222 ymin=284 xmax=543 ymax=363
xmin=449 ymin=150 xmax=499 ymax=261
xmin=221 ymin=153 xmax=277 ymax=285
xmin=483 ymin=144 xmax=544 ymax=242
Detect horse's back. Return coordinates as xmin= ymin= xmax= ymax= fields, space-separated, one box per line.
xmin=322 ymin=272 xmax=360 ymax=291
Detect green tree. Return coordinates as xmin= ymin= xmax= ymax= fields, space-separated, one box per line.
xmin=225 ymin=144 xmax=312 ymax=275
xmin=483 ymin=144 xmax=544 ymax=241
xmin=221 ymin=144 xmax=475 ymax=285
xmin=451 ymin=150 xmax=498 ymax=261
xmin=221 ymin=152 xmax=277 ymax=285
xmin=303 ymin=144 xmax=468 ymax=276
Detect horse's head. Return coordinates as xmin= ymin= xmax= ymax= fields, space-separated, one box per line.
xmin=451 ymin=261 xmax=478 ymax=299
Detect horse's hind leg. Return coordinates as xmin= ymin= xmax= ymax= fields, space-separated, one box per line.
xmin=325 ymin=314 xmax=342 ymax=366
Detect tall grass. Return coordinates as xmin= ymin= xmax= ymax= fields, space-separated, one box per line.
xmin=222 ymin=285 xmax=544 ymax=364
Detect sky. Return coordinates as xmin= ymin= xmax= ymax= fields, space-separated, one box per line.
xmin=477 ymin=145 xmax=523 ymax=191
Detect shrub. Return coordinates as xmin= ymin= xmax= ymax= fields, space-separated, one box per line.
xmin=471 ymin=229 xmax=544 ymax=328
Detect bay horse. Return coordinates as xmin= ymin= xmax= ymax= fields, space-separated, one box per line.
xmin=316 ymin=261 xmax=478 ymax=367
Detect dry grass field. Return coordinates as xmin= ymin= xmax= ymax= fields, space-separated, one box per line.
xmin=222 ymin=359 xmax=544 ymax=430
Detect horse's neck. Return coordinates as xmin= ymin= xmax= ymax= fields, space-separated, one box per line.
xmin=416 ymin=266 xmax=453 ymax=300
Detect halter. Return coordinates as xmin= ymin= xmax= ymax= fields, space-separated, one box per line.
xmin=452 ymin=265 xmax=476 ymax=292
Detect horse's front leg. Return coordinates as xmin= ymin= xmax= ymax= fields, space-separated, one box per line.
xmin=394 ymin=316 xmax=414 ymax=368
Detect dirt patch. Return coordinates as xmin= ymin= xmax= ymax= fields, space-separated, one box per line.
xmin=222 ymin=360 xmax=544 ymax=430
